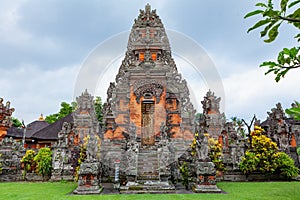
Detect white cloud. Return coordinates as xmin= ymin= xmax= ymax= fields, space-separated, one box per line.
xmin=223 ymin=66 xmax=300 ymax=121
xmin=1 ymin=64 xmax=80 ymax=123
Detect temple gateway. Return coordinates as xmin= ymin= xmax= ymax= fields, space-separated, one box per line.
xmin=100 ymin=4 xmax=197 ymax=192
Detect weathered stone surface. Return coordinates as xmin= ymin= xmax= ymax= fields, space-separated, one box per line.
xmin=0 ymin=137 xmax=24 ymax=181
xmin=100 ymin=5 xmax=196 ymax=190
xmin=0 ymin=98 xmax=15 ymax=140
xmin=73 ymin=162 xmax=103 ymax=194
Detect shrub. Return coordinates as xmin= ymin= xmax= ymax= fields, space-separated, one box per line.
xmin=34 ymin=147 xmax=52 ymax=180
xmin=179 ymin=162 xmax=192 ymax=189
xmin=20 ymin=150 xmax=37 ymax=177
xmin=239 ymin=126 xmax=299 ymax=178
xmin=274 ymin=152 xmax=299 ymax=178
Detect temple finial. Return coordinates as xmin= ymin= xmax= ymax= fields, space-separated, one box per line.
xmin=145 ymin=3 xmax=151 ymax=14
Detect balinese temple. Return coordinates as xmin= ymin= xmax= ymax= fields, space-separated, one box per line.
xmin=100 ymin=4 xmax=196 ymax=190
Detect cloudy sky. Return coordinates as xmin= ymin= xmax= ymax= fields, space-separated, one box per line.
xmin=1 ymin=0 xmax=299 ymax=124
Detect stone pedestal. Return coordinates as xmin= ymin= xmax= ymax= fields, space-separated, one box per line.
xmin=73 ymin=162 xmax=103 ymax=194
xmin=192 ymin=161 xmax=222 ymax=193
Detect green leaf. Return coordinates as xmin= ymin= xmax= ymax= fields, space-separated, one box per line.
xmin=244 ymin=10 xmax=264 ymax=19
xmin=281 ymin=0 xmax=289 ymax=12
xmin=288 ymin=0 xmax=300 ymax=8
xmin=256 ymin=3 xmax=268 ymax=7
xmin=260 ymin=61 xmax=277 ymax=67
xmin=263 ymin=9 xmax=280 ymax=17
xmin=264 ymin=23 xmax=280 ymax=43
xmin=260 ymin=20 xmax=277 ymax=37
xmin=247 ymin=19 xmax=271 ymax=33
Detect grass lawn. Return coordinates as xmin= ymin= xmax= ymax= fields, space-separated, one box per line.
xmin=0 ymin=181 xmax=299 ymax=200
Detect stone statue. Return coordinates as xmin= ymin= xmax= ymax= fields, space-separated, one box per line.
xmin=195 ymin=133 xmax=209 ymax=161
xmin=86 ymin=133 xmax=98 ymax=162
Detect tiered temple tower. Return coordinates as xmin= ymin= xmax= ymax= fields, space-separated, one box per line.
xmin=0 ymin=98 xmax=15 ymax=140
xmin=101 ymin=4 xmax=196 ymax=189
xmin=199 ymin=90 xmax=225 ymax=139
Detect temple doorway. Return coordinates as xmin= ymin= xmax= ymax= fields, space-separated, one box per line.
xmin=141 ymin=100 xmax=155 ymax=146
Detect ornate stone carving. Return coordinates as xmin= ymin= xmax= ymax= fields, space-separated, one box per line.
xmin=195 ymin=133 xmax=210 ymax=162
xmin=198 ymin=90 xmax=225 ymax=140
xmin=73 ymin=162 xmax=102 ymax=194
xmin=133 ymin=79 xmax=164 ymax=103
xmin=125 ymin=123 xmax=139 ymax=175
xmin=0 ymin=98 xmax=15 ymax=139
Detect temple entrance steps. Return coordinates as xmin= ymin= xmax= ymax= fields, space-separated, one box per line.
xmin=137 ymin=149 xmax=159 ymax=181
xmin=120 ymin=148 xmax=176 ymax=194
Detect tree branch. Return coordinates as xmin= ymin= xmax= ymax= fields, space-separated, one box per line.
xmin=279 ymin=16 xmax=300 ymax=23
xmin=280 ymin=64 xmax=300 ymax=69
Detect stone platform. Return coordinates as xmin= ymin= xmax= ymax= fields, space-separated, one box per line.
xmin=120 ymin=180 xmax=175 ymax=194
xmin=192 ymin=184 xmax=222 ymax=193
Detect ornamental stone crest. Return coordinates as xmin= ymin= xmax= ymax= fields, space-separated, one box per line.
xmin=133 ymin=79 xmax=164 ymax=103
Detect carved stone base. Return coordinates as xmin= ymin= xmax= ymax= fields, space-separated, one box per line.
xmin=120 ymin=180 xmax=175 ymax=194
xmin=192 ymin=184 xmax=222 ymax=193
xmin=73 ymin=162 xmax=102 ymax=195
xmin=73 ymin=185 xmax=103 ymax=194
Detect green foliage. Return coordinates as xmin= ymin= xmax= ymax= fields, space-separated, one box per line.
xmin=286 ymin=100 xmax=300 ymax=120
xmin=45 ymin=102 xmax=76 ymax=124
xmin=239 ymin=126 xmax=299 ymax=178
xmin=34 ymin=148 xmax=52 ymax=179
xmin=20 ymin=150 xmax=37 ymax=175
xmin=230 ymin=117 xmax=246 ymax=138
xmin=245 ymin=0 xmax=300 ymax=42
xmin=208 ymin=138 xmax=226 ymax=173
xmin=297 ymin=146 xmax=300 ymax=155
xmin=245 ymin=0 xmax=300 ymax=82
xmin=11 ymin=117 xmax=22 ymax=127
xmin=274 ymin=152 xmax=299 ymax=178
xmin=194 ymin=113 xmax=202 ymax=123
xmin=74 ymin=143 xmax=87 ymax=181
xmin=179 ymin=162 xmax=192 ymax=189
xmin=260 ymin=47 xmax=300 ymax=82
xmin=94 ymin=96 xmax=103 ymax=123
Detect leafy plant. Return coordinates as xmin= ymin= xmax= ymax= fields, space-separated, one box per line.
xmin=20 ymin=150 xmax=37 ymax=178
xmin=239 ymin=126 xmax=299 ymax=178
xmin=34 ymin=147 xmax=52 ymax=180
xmin=297 ymin=146 xmax=300 ymax=155
xmin=260 ymin=47 xmax=300 ymax=82
xmin=179 ymin=162 xmax=192 ymax=190
xmin=274 ymin=151 xmax=299 ymax=178
xmin=208 ymin=137 xmax=226 ymax=173
xmin=74 ymin=138 xmax=87 ymax=181
xmin=45 ymin=102 xmax=76 ymax=124
xmin=11 ymin=117 xmax=22 ymax=127
xmin=94 ymin=96 xmax=103 ymax=124
xmin=245 ymin=0 xmax=300 ymax=82
xmin=286 ymin=100 xmax=300 ymax=120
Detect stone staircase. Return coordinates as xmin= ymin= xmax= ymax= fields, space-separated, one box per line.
xmin=137 ymin=149 xmax=159 ymax=181
xmin=120 ymin=148 xmax=175 ymax=194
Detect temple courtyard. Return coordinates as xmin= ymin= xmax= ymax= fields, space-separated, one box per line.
xmin=0 ymin=3 xmax=299 ymax=199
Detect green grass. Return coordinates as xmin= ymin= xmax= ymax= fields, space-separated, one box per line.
xmin=0 ymin=181 xmax=299 ymax=200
